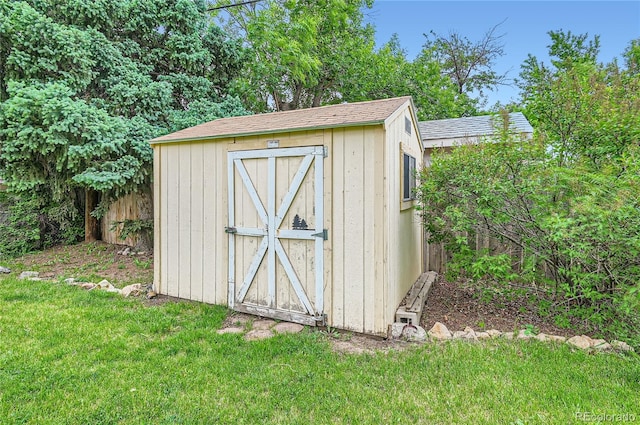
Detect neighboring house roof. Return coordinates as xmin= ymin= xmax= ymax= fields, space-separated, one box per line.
xmin=419 ymin=112 xmax=533 ymax=148
xmin=151 ymin=96 xmax=416 ymax=144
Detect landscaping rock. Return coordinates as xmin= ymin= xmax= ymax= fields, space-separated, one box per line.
xmin=502 ymin=332 xmax=515 ymax=340
xmin=534 ymin=333 xmax=549 ymax=342
xmin=611 ymin=340 xmax=634 ymax=352
xmin=80 ymin=283 xmax=96 ymax=290
xmin=244 ymin=329 xmax=274 ymax=341
xmin=476 ymin=331 xmax=491 ymax=339
xmin=0 ymin=266 xmax=11 ymax=274
xmin=252 ymin=319 xmax=277 ymax=330
xmin=486 ymin=329 xmax=502 ymax=338
xmin=402 ymin=324 xmax=427 ymax=342
xmin=64 ymin=278 xmax=76 ymax=285
xmin=146 ymin=291 xmax=157 ymax=299
xmin=547 ymin=335 xmax=567 ymax=343
xmin=217 ymin=327 xmax=245 ymax=335
xmin=121 ymin=284 xmax=142 ymax=297
xmin=273 ymin=322 xmax=304 ymax=334
xmin=517 ymin=329 xmax=533 ymax=340
xmin=592 ymin=339 xmax=612 ymax=351
xmin=118 ymin=247 xmax=131 ymax=256
xmin=389 ymin=322 xmax=406 ymax=339
xmin=428 ymin=322 xmax=452 ymax=340
xmin=19 ymin=271 xmax=39 ymax=280
xmin=567 ymin=335 xmax=593 ymax=350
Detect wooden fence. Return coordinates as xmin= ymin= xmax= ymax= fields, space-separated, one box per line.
xmin=423 ymin=227 xmax=525 ymax=275
xmin=101 ymin=193 xmax=141 ymax=247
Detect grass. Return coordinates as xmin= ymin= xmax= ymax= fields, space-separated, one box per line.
xmin=1 ymin=276 xmax=639 ymax=424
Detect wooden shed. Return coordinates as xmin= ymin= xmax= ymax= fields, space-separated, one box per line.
xmin=150 ymin=97 xmax=424 ymax=336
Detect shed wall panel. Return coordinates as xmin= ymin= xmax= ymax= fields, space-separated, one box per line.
xmin=190 ymin=143 xmax=204 ymax=302
xmin=178 ymin=146 xmax=192 ymax=299
xmin=165 ymin=144 xmax=180 ymax=297
xmin=384 ymin=108 xmax=424 ymax=325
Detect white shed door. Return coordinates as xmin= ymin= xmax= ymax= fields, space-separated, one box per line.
xmin=227 ymin=146 xmax=325 ymax=326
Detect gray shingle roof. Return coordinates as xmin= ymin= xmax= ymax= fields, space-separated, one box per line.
xmin=418 ymin=112 xmax=533 ymax=141
xmin=151 ymin=97 xmax=413 ymax=143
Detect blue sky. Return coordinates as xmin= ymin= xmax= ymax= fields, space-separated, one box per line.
xmin=366 ymin=1 xmax=640 ymax=106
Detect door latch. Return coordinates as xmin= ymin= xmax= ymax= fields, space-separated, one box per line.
xmin=225 ymin=226 xmax=237 ymax=234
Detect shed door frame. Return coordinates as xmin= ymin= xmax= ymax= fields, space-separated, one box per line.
xmin=227 ymin=146 xmax=325 ymax=325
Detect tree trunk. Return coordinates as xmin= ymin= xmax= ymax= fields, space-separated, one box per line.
xmin=85 ymin=188 xmax=101 ymax=242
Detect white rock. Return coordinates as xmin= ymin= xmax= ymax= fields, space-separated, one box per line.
xmin=273 ymin=322 xmax=304 ymax=334
xmin=0 ymin=266 xmax=11 ymax=274
xmin=64 ymin=278 xmax=76 ymax=285
xmin=486 ymin=329 xmax=502 ymax=338
xmin=244 ymin=329 xmax=274 ymax=341
xmin=252 ymin=319 xmax=277 ymax=330
xmin=517 ymin=329 xmax=533 ymax=340
xmin=534 ymin=333 xmax=549 ymax=342
xmin=19 ymin=271 xmax=39 ymax=280
xmin=428 ymin=322 xmax=452 ymax=340
xmin=592 ymin=339 xmax=612 ymax=351
xmin=567 ymin=335 xmax=593 ymax=350
xmin=402 ymin=324 xmax=427 ymax=342
xmin=121 ymin=284 xmax=142 ymax=297
xmin=476 ymin=332 xmax=491 ymax=339
xmin=502 ymin=332 xmax=514 ymax=340
xmin=547 ymin=335 xmax=563 ymax=343
xmin=462 ymin=326 xmax=478 ymax=340
xmin=611 ymin=340 xmax=634 ymax=352
xmin=389 ymin=322 xmax=406 ymax=339
xmin=80 ymin=283 xmax=96 ymax=290
xmin=452 ymin=330 xmax=466 ymax=339
xmin=96 ymin=279 xmax=112 ymax=289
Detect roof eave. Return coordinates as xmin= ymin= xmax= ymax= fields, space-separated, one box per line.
xmin=149 ymin=119 xmax=387 ymax=145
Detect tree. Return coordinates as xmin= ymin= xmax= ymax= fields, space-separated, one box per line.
xmin=421 ymin=23 xmax=508 ymax=105
xmin=518 ymin=31 xmax=639 ymax=167
xmin=0 ymin=0 xmax=247 ymax=249
xmin=214 ymin=0 xmax=375 ymax=112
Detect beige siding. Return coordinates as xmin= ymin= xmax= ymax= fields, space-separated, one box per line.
xmin=153 ymin=141 xmax=228 ymax=304
xmin=383 ymin=107 xmax=424 ymax=327
xmin=328 ymin=126 xmax=387 ymax=334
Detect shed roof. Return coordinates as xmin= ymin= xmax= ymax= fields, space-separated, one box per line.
xmin=151 ymin=96 xmax=414 ymax=144
xmin=418 ymin=112 xmax=533 ymax=141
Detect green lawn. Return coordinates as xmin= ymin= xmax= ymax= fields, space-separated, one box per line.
xmin=1 ymin=276 xmax=638 ymax=424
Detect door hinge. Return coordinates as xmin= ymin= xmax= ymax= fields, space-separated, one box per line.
xmin=225 ymin=226 xmax=237 ymax=234
xmin=311 ymin=229 xmax=328 ymax=240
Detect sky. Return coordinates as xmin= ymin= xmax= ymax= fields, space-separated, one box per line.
xmin=366 ymin=1 xmax=640 ymax=106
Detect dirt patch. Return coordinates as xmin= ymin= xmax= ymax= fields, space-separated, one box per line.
xmin=10 ymin=241 xmax=153 ymax=286
xmin=421 ymin=277 xmax=586 ymax=337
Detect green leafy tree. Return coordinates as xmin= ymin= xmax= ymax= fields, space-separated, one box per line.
xmin=215 ymin=0 xmax=375 ymax=112
xmin=0 ymin=0 xmax=247 ymax=249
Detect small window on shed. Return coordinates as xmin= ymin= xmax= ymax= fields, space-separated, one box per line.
xmin=405 ymin=117 xmax=412 ymax=135
xmin=403 ymin=153 xmax=416 ymax=201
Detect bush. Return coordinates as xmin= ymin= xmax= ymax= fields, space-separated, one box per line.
xmin=0 ymin=191 xmax=83 ymax=259
xmin=417 ymin=135 xmax=640 ymax=345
